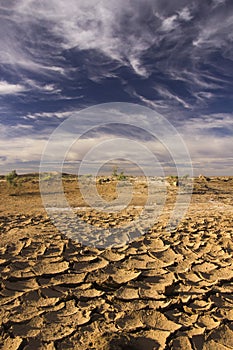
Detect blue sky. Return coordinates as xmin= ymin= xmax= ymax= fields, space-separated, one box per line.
xmin=0 ymin=0 xmax=232 ymax=175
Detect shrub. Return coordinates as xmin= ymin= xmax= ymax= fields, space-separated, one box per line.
xmin=6 ymin=170 xmax=18 ymax=187
xmin=112 ymin=166 xmax=118 ymax=177
xmin=5 ymin=170 xmax=22 ymax=194
xmin=111 ymin=166 xmax=127 ymax=181
xmin=117 ymin=171 xmax=127 ymax=181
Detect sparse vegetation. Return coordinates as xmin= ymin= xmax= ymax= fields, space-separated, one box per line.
xmin=6 ymin=170 xmax=18 ymax=187
xmin=168 ymin=175 xmax=178 ymax=180
xmin=41 ymin=172 xmax=59 ymax=182
xmin=117 ymin=171 xmax=127 ymax=181
xmin=112 ymin=166 xmax=118 ymax=177
xmin=5 ymin=170 xmax=22 ymax=195
xmin=111 ymin=166 xmax=127 ymax=181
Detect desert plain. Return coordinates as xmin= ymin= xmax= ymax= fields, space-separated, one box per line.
xmin=0 ymin=174 xmax=232 ymax=350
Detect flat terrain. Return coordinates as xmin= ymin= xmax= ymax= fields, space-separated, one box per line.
xmin=0 ymin=175 xmax=232 ymax=349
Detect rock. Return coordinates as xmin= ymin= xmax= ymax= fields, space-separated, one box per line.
xmin=171 ymin=336 xmax=193 ymax=350
xmin=141 ymin=310 xmax=182 ymax=331
xmin=4 ymin=279 xmax=39 ymax=292
xmin=49 ymin=273 xmax=86 ymax=285
xmin=116 ymin=287 xmax=139 ymax=300
xmin=2 ymin=336 xmax=23 ymax=350
xmin=116 ymin=311 xmax=144 ymax=331
xmin=11 ymin=316 xmax=44 ymax=337
xmin=101 ymin=250 xmax=125 ymax=262
xmin=73 ymin=257 xmax=108 ymax=273
xmin=111 ymin=269 xmax=141 ymax=284
xmin=207 ymin=324 xmax=233 ymax=349
xmin=197 ymin=315 xmax=221 ymax=330
xmin=32 ymin=260 xmax=69 ymax=275
xmin=73 ymin=288 xmax=104 ymax=299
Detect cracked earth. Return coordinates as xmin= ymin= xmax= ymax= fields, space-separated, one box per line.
xmin=0 ymin=175 xmax=232 ymax=349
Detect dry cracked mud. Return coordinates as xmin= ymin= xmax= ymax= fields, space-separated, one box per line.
xmin=0 ymin=175 xmax=232 ymax=349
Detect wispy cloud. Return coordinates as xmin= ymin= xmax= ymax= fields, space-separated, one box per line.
xmin=178 ymin=7 xmax=193 ymax=21
xmin=0 ymin=80 xmax=26 ymax=95
xmin=156 ymin=87 xmax=191 ymax=109
xmin=160 ymin=15 xmax=178 ymax=32
xmin=0 ymin=1 xmax=232 ymax=174
xmin=0 ymin=109 xmax=232 ymax=176
xmin=177 ymin=112 xmax=233 ymax=174
xmin=24 ymin=80 xmax=62 ymax=94
xmin=24 ymin=111 xmax=74 ymax=121
xmin=1 ymin=0 xmax=232 ymax=86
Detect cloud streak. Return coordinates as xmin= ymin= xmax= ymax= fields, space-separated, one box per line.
xmin=0 ymin=80 xmax=26 ymax=95
xmin=0 ymin=1 xmax=232 ymax=174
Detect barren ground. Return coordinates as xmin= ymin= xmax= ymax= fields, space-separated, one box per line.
xmin=0 ymin=175 xmax=232 ymax=350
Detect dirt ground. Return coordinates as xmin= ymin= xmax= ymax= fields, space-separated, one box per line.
xmin=0 ymin=175 xmax=232 ymax=349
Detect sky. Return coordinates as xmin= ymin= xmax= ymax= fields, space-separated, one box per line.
xmin=0 ymin=0 xmax=232 ymax=176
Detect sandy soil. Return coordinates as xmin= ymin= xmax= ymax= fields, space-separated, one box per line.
xmin=0 ymin=175 xmax=232 ymax=349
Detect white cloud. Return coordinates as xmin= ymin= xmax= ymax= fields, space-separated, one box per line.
xmin=185 ymin=136 xmax=233 ymax=161
xmin=0 ymin=137 xmax=46 ymax=164
xmin=178 ymin=113 xmax=233 ymax=161
xmin=0 ymin=123 xmax=45 ymax=172
xmin=128 ymin=56 xmax=149 ymax=77
xmin=122 ymin=85 xmax=168 ymax=111
xmin=160 ymin=15 xmax=178 ymax=32
xmin=178 ymin=7 xmax=192 ymax=22
xmin=167 ymin=69 xmax=228 ymax=108
xmin=212 ymin=0 xmax=226 ymax=7
xmin=0 ymin=123 xmax=34 ymax=139
xmin=0 ymin=0 xmax=232 ymax=85
xmin=0 ymin=111 xmax=232 ymax=176
xmin=0 ymin=80 xmax=26 ymax=95
xmin=0 ymin=1 xmax=232 ymax=177
xmin=0 ymin=0 xmax=157 ymax=77
xmin=22 ymin=79 xmax=62 ymax=94
xmin=24 ymin=111 xmax=75 ymax=120
xmin=170 ymin=112 xmax=233 ymax=175
xmin=193 ymin=91 xmax=216 ymax=103
xmin=47 ymin=66 xmax=66 ymax=74
xmin=156 ymin=87 xmax=191 ymax=109
xmin=42 ymin=84 xmax=61 ymax=93
xmin=180 ymin=114 xmax=233 ymax=135
xmin=193 ymin=11 xmax=233 ymax=48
